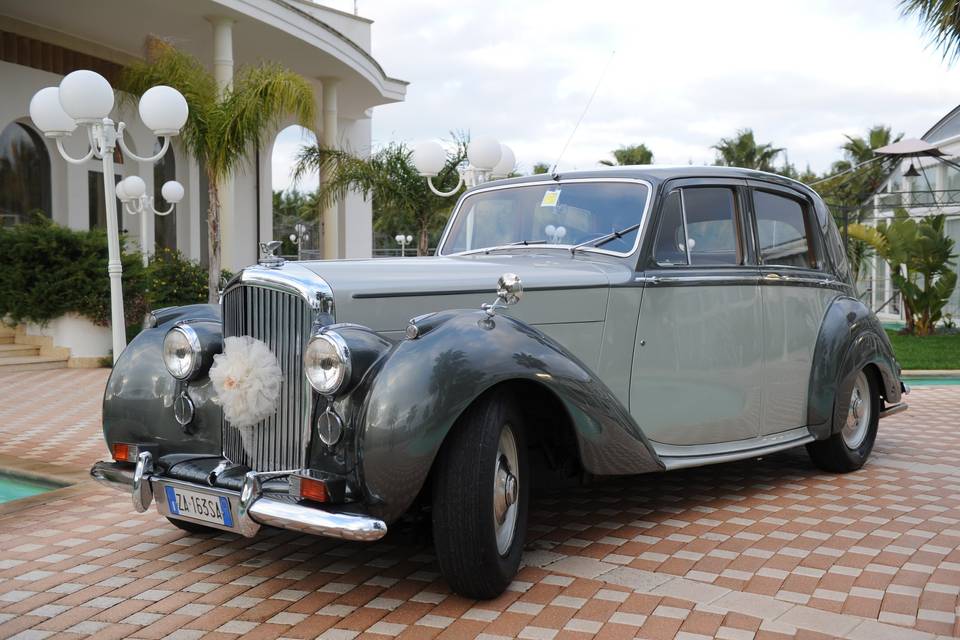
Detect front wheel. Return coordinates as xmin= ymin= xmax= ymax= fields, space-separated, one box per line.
xmin=432 ymin=390 xmax=529 ymax=599
xmin=806 ymin=369 xmax=879 ymax=472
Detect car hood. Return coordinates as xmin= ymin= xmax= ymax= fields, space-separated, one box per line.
xmin=294 ymin=252 xmax=633 ymax=333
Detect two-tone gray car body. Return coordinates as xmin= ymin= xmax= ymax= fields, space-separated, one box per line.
xmin=92 ymin=166 xmax=907 ymax=597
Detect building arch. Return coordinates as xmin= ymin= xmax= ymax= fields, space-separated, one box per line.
xmin=0 ymin=120 xmax=51 ymax=225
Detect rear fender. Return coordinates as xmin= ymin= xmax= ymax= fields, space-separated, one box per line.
xmin=356 ymin=309 xmax=663 ymax=523
xmin=807 ymin=296 xmax=901 ymax=439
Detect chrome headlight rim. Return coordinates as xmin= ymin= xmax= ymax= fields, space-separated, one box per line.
xmin=163 ymin=323 xmax=202 ymax=380
xmin=304 ymin=330 xmax=352 ymax=396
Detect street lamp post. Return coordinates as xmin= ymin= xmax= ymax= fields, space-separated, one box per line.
xmin=289 ymin=223 xmax=310 ymax=261
xmin=116 ymin=176 xmax=185 ymax=267
xmin=29 ymin=70 xmax=188 ymax=362
xmin=412 ymin=136 xmax=516 ymax=197
xmin=394 ymin=234 xmax=413 ymax=257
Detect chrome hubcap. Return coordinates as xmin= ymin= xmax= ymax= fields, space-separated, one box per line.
xmin=493 ymin=425 xmax=520 ymax=555
xmin=842 ymin=372 xmax=871 ymax=449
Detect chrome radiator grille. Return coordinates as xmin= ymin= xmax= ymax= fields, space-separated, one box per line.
xmin=221 ymin=283 xmax=314 ymax=471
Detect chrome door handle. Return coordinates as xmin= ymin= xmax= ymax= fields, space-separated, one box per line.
xmin=764 ymin=273 xmax=787 ymax=281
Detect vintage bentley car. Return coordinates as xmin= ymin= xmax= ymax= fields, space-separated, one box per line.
xmin=92 ymin=166 xmax=907 ymax=598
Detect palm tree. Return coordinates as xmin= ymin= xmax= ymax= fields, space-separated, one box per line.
xmin=712 ymin=129 xmax=783 ymax=172
xmin=900 ymin=0 xmax=960 ymax=61
xmin=119 ymin=39 xmax=316 ymax=302
xmin=841 ymin=125 xmax=902 ymax=164
xmin=294 ymin=140 xmax=467 ymax=256
xmin=531 ymin=162 xmax=550 ymax=175
xmin=599 ymin=144 xmax=654 ymax=166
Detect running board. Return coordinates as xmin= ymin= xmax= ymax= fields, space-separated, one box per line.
xmin=656 ymin=433 xmax=815 ymax=471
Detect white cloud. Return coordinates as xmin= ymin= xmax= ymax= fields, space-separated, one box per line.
xmin=274 ymin=0 xmax=960 ymax=188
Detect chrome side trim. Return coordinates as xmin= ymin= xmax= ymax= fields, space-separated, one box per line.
xmin=437 ymin=177 xmax=655 ymax=259
xmin=90 ymin=460 xmax=134 ymax=492
xmin=635 ymin=274 xmax=760 ymax=287
xmin=879 ymin=402 xmax=908 ymax=419
xmin=654 ymin=427 xmax=814 ymax=470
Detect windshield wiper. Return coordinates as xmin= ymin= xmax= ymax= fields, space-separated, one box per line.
xmin=505 ymin=240 xmax=547 ymax=246
xmin=570 ymin=222 xmax=641 ymax=254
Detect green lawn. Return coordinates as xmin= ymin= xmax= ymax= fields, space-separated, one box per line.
xmin=885 ymin=329 xmax=960 ymax=370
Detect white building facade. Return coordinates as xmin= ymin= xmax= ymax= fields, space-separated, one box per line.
xmin=0 ymin=0 xmax=407 ymax=271
xmin=864 ymin=105 xmax=960 ymax=324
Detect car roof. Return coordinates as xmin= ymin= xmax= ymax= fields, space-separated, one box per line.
xmin=477 ymin=165 xmax=819 ymax=199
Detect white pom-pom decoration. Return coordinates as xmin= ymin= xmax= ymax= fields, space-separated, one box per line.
xmin=210 ymin=336 xmax=283 ymax=428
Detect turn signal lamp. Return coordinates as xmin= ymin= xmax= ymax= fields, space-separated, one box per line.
xmin=111 ymin=442 xmax=139 ymax=463
xmin=291 ymin=475 xmax=328 ymax=503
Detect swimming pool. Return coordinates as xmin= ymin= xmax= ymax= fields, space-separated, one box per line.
xmin=902 ymin=376 xmax=960 ymax=386
xmin=0 ymin=473 xmax=57 ymax=503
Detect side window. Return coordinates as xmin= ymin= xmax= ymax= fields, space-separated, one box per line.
xmin=754 ymin=190 xmax=816 ymax=269
xmin=653 ymin=191 xmax=687 ymax=265
xmin=682 ymin=188 xmax=740 ymax=266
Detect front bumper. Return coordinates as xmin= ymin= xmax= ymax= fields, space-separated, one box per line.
xmin=90 ymin=453 xmax=387 ymax=542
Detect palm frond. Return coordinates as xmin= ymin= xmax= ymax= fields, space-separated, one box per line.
xmin=210 ymin=64 xmax=317 ymax=179
xmin=117 ymin=38 xmax=218 ymax=162
xmin=901 ymin=0 xmax=960 ymax=61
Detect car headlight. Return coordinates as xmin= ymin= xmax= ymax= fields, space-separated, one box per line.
xmin=163 ymin=324 xmax=201 ymax=380
xmin=304 ymin=331 xmax=351 ymax=395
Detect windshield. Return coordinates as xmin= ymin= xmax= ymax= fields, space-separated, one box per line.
xmin=440 ymin=181 xmax=650 ymax=255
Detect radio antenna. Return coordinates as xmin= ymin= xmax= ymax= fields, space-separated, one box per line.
xmin=550 ymin=49 xmax=616 ymax=176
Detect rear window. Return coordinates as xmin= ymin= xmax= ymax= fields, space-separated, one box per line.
xmin=754 ymin=190 xmax=817 ymax=269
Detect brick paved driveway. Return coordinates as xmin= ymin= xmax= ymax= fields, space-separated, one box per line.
xmin=0 ymin=369 xmax=957 ymax=640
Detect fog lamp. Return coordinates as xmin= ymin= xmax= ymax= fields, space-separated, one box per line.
xmin=163 ymin=324 xmax=201 ymax=380
xmin=304 ymin=332 xmax=351 ymax=395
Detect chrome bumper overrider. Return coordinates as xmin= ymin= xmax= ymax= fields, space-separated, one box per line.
xmin=90 ymin=453 xmax=387 ymax=542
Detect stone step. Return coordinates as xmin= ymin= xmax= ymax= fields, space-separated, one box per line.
xmin=0 ymin=343 xmax=40 ymax=358
xmin=0 ymin=355 xmax=68 ymax=372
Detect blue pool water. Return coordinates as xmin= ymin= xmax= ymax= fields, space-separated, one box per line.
xmin=0 ymin=473 xmax=56 ymax=502
xmin=902 ymin=376 xmax=960 ymax=386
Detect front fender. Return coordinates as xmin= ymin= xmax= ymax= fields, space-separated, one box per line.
xmin=102 ymin=304 xmax=222 ymax=457
xmin=356 ymin=310 xmax=663 ymax=523
xmin=807 ymin=296 xmax=902 ymax=439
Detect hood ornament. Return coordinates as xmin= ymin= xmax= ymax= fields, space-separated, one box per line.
xmin=258 ymin=240 xmax=285 ymax=268
xmin=482 ymin=273 xmax=523 ymax=317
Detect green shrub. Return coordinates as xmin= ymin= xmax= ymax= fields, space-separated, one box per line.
xmin=0 ymin=216 xmax=222 ymax=328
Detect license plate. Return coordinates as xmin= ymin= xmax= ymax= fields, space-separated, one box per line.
xmin=163 ymin=485 xmax=234 ymax=528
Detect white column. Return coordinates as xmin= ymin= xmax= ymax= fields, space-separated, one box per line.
xmin=321 ymin=78 xmax=339 ymax=259
xmin=209 ymin=17 xmax=237 ymax=269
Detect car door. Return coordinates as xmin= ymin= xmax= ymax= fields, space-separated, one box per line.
xmin=748 ymin=180 xmax=841 ymax=434
xmin=631 ymin=178 xmax=763 ymax=446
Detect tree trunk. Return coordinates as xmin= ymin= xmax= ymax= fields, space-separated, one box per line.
xmin=206 ymin=174 xmax=221 ymax=305
xmin=418 ymin=225 xmax=429 ymax=257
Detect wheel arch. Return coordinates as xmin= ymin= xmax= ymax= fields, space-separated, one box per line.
xmin=355 ymin=310 xmax=662 ymax=523
xmin=807 ymin=296 xmax=902 ymax=440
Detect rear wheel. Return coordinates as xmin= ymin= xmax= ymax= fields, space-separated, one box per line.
xmin=432 ymin=390 xmax=529 ymax=599
xmin=806 ymin=369 xmax=879 ymax=472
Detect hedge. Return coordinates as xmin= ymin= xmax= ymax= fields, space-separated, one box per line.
xmin=0 ymin=215 xmax=220 ymax=328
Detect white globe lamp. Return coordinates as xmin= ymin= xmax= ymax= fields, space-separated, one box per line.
xmin=115 ymin=179 xmax=130 ymax=202
xmin=413 ymin=141 xmax=446 ymax=177
xmin=161 ymin=180 xmax=185 ymax=204
xmin=29 ymin=87 xmax=76 ymax=138
xmin=58 ymin=70 xmax=114 ymax=123
xmin=139 ymin=86 xmax=188 ymax=136
xmin=122 ymin=176 xmax=146 ymax=200
xmin=467 ymin=136 xmax=502 ymax=171
xmin=491 ymin=144 xmax=516 ymax=178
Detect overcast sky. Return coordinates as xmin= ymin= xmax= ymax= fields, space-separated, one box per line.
xmin=273 ymin=0 xmax=960 ymax=191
